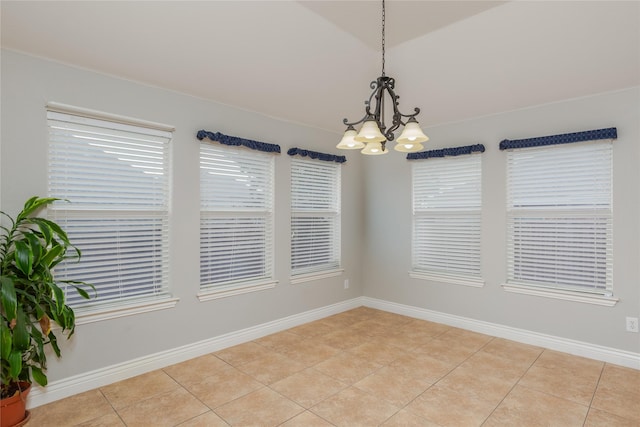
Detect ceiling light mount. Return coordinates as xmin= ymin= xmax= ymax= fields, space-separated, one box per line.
xmin=338 ymin=0 xmax=428 ymax=155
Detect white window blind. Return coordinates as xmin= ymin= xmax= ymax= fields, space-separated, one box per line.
xmin=412 ymin=154 xmax=482 ymax=282
xmin=291 ymin=158 xmax=341 ymax=276
xmin=506 ymin=140 xmax=613 ymax=295
xmin=47 ymin=109 xmax=171 ymax=309
xmin=200 ymin=143 xmax=274 ymax=290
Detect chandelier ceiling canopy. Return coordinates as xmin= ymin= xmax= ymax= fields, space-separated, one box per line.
xmin=338 ymin=0 xmax=429 ymax=155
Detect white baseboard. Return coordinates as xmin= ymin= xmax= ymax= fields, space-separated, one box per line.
xmin=361 ymin=297 xmax=640 ymax=371
xmin=28 ymin=296 xmax=639 ymax=408
xmin=27 ymin=297 xmax=364 ymax=408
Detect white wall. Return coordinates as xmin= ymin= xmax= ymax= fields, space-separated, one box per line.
xmin=0 ymin=50 xmax=365 ymax=382
xmin=362 ymin=87 xmax=640 ymax=354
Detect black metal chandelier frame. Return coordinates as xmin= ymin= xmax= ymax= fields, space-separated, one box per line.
xmin=342 ymin=0 xmax=421 ymax=150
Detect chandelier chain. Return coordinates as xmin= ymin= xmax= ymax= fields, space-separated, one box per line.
xmin=340 ymin=0 xmax=426 ymax=154
xmin=381 ymin=0 xmax=386 ymax=77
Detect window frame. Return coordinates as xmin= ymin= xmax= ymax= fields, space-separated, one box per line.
xmin=410 ymin=152 xmax=484 ymax=287
xmin=46 ymin=103 xmax=177 ymax=323
xmin=198 ymin=141 xmax=277 ymax=301
xmin=290 ymin=156 xmax=342 ymax=284
xmin=502 ymin=139 xmax=617 ymax=306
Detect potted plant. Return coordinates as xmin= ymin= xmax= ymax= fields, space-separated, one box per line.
xmin=0 ymin=197 xmax=94 ymax=426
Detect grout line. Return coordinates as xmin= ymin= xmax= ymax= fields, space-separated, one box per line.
xmin=582 ymin=361 xmax=607 ymax=427
xmin=97 ymin=388 xmax=128 ymax=427
xmin=474 ymin=337 xmax=543 ymax=426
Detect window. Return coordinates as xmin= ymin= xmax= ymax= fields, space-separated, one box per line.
xmin=290 ymin=157 xmax=341 ymax=280
xmin=47 ymin=105 xmax=174 ymax=316
xmin=199 ymin=142 xmax=275 ymax=298
xmin=505 ymin=140 xmax=613 ymax=299
xmin=411 ymin=153 xmax=483 ymax=286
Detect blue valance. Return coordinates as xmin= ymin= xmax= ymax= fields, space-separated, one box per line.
xmin=197 ymin=130 xmax=281 ymax=153
xmin=287 ymin=147 xmax=346 ymax=163
xmin=499 ymin=127 xmax=617 ymax=150
xmin=406 ymin=144 xmax=485 ymax=160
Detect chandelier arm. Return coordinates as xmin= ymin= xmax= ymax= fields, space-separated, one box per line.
xmin=343 ymin=79 xmax=381 ymax=127
xmin=343 ymin=114 xmax=369 ymax=127
xmin=384 ymin=82 xmax=421 ymax=127
xmin=398 ymin=107 xmax=421 ymax=120
xmin=383 ymin=107 xmax=421 ymax=140
xmin=367 ymin=80 xmax=381 ymax=120
xmin=383 ymin=111 xmax=402 ymax=141
xmin=378 ymin=77 xmax=400 ymax=140
xmin=373 ymin=89 xmax=384 ymax=134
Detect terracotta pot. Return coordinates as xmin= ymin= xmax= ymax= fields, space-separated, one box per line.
xmin=0 ymin=382 xmax=31 ymax=427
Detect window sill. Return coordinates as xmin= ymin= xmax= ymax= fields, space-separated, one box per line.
xmin=198 ymin=280 xmax=278 ymax=302
xmin=502 ymin=283 xmax=618 ymax=306
xmin=74 ymin=297 xmax=180 ymax=325
xmin=409 ymin=271 xmax=485 ymax=288
xmin=290 ymin=268 xmax=344 ymax=285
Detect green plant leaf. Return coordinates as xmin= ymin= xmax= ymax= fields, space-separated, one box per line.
xmin=14 ymin=240 xmax=33 ymax=277
xmin=74 ymin=286 xmax=90 ymax=300
xmin=30 ymin=328 xmax=47 ymax=372
xmin=8 ymin=350 xmax=22 ymax=379
xmin=17 ymin=197 xmax=59 ymax=221
xmin=49 ymin=282 xmax=65 ymax=316
xmin=0 ymin=210 xmax=15 ymax=228
xmin=31 ymin=218 xmax=53 ymax=246
xmin=0 ymin=224 xmax=12 ymax=243
xmin=13 ymin=308 xmax=30 ymax=351
xmin=31 ymin=326 xmax=44 ymax=347
xmin=0 ymin=197 xmax=91 ymax=389
xmin=67 ymin=281 xmax=96 ymax=300
xmin=48 ymin=332 xmax=61 ymax=358
xmin=41 ymin=244 xmax=64 ymax=269
xmin=24 ymin=232 xmax=43 ymax=267
xmin=33 ymin=217 xmax=70 ymax=246
xmin=30 ymin=365 xmax=48 ymax=387
xmin=0 ymin=321 xmax=12 ymax=359
xmin=48 ymin=303 xmax=62 ymax=328
xmin=61 ymin=307 xmax=76 ymax=334
xmin=0 ymin=276 xmax=17 ymax=322
xmin=17 ymin=196 xmax=40 ymax=220
xmin=34 ymin=303 xmax=45 ymax=321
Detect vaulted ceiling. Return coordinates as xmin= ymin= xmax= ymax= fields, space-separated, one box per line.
xmin=2 ymin=1 xmax=639 ymax=134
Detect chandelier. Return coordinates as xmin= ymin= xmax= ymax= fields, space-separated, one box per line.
xmin=337 ymin=0 xmax=429 ymax=155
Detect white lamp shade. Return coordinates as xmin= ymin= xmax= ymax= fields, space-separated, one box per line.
xmin=336 ymin=128 xmax=365 ymax=149
xmin=361 ymin=141 xmax=389 ymax=155
xmin=396 ymin=120 xmax=429 ymax=145
xmin=394 ymin=141 xmax=424 ymax=153
xmin=354 ymin=120 xmax=386 ymax=143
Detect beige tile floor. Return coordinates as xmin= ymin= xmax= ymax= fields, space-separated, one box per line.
xmin=29 ymin=307 xmax=640 ymax=426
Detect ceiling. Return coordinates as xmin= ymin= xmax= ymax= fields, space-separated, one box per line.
xmin=1 ymin=1 xmax=639 ymax=135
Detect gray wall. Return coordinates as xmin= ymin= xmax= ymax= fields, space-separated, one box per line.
xmin=362 ymin=87 xmax=640 ymax=353
xmin=1 ymin=49 xmax=638 ymax=387
xmin=0 ymin=50 xmax=365 ymax=381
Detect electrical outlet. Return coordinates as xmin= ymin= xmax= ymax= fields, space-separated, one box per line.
xmin=626 ymin=317 xmax=639 ymax=333
xmin=344 ymin=279 xmax=349 ymax=289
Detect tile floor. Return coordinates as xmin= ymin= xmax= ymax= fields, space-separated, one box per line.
xmin=29 ymin=307 xmax=640 ymax=426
